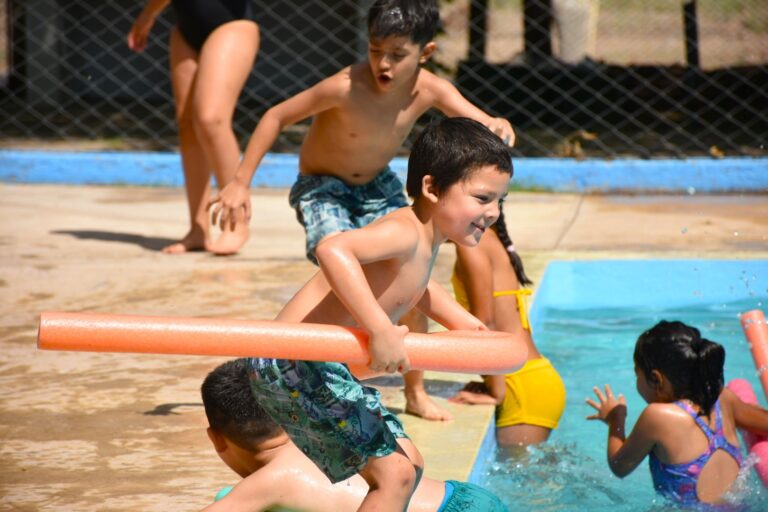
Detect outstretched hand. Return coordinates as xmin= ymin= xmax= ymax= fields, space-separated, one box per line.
xmin=208 ymin=180 xmax=252 ymax=232
xmin=448 ymin=381 xmax=497 ymax=405
xmin=586 ymin=384 xmax=627 ymax=424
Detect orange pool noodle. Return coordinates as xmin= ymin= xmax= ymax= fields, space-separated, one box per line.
xmin=740 ymin=309 xmax=768 ymax=400
xmin=37 ymin=311 xmax=527 ymax=375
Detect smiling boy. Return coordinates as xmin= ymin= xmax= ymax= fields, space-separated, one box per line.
xmin=209 ymin=0 xmax=514 ymax=421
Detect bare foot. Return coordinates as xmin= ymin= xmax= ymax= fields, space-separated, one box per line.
xmin=210 ymin=223 xmax=250 ymax=256
xmin=161 ymin=232 xmax=209 ymax=254
xmin=405 ymin=392 xmax=454 ymax=421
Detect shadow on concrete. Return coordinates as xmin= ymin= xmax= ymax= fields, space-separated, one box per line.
xmin=52 ymin=229 xmax=175 ymax=252
xmin=364 ymin=376 xmax=468 ymax=399
xmin=143 ymin=403 xmax=203 ymax=416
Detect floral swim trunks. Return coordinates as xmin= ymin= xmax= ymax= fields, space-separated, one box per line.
xmin=247 ymin=357 xmax=408 ymax=483
xmin=288 ymin=167 xmax=408 ymax=265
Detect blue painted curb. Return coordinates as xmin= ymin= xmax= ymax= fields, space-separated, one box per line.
xmin=1 ymin=149 xmax=766 ymax=192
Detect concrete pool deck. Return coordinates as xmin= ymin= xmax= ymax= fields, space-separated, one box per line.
xmin=1 ymin=183 xmax=767 ymax=511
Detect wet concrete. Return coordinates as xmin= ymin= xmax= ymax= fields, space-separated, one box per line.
xmin=1 ymin=183 xmax=766 ymax=510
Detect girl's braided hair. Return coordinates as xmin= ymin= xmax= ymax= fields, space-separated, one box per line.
xmin=492 ymin=202 xmax=532 ymax=286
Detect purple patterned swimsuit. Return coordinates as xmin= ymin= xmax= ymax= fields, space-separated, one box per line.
xmin=649 ymin=400 xmax=743 ymax=505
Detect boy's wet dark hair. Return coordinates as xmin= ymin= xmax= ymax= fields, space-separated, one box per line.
xmin=201 ymin=358 xmax=283 ymax=449
xmin=633 ymin=320 xmax=725 ymax=416
xmin=367 ymin=0 xmax=440 ymax=47
xmin=406 ymin=117 xmax=513 ymax=198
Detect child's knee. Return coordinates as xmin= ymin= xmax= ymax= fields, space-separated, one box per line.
xmin=361 ymin=446 xmax=422 ymax=495
xmin=193 ymin=107 xmax=228 ymax=137
xmin=397 ymin=438 xmax=424 ymax=476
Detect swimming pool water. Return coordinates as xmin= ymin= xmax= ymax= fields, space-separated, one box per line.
xmin=473 ymin=259 xmax=768 ymax=511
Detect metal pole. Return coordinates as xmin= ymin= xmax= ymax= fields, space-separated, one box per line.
xmin=468 ymin=0 xmax=489 ymax=61
xmin=683 ymin=0 xmax=700 ymax=68
xmin=523 ymin=0 xmax=553 ymax=62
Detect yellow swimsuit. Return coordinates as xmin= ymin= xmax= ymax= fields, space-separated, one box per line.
xmin=451 ymin=269 xmax=566 ymax=429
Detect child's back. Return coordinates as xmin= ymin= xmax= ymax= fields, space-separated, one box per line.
xmin=454 ymin=228 xmax=538 ymax=357
xmin=588 ymin=320 xmax=768 ymax=506
xmin=643 ymin=390 xmax=743 ymax=503
xmin=451 ymin=213 xmax=566 ymax=447
xmin=201 ymin=358 xmax=508 ymax=512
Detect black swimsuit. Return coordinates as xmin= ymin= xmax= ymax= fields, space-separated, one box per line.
xmin=171 ymin=0 xmax=257 ymax=51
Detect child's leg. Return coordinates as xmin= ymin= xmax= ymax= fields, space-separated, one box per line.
xmin=400 ymin=309 xmax=453 ymax=421
xmin=191 ymin=20 xmax=260 ymax=255
xmin=496 ymin=424 xmax=552 ymax=450
xmin=358 ymin=438 xmax=423 ymax=512
xmin=166 ymin=27 xmax=211 ymax=254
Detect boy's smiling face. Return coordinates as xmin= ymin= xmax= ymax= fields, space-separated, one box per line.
xmin=367 ymin=35 xmax=435 ymax=91
xmin=434 ymin=165 xmax=510 ymax=247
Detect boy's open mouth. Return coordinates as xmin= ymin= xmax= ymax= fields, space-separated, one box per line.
xmin=377 ymin=74 xmax=392 ymax=85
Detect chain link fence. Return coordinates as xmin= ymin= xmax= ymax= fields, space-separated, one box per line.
xmin=1 ymin=0 xmax=766 ymax=158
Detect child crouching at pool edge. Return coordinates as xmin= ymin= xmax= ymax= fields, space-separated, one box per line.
xmin=244 ymin=117 xmax=513 ymax=511
xmin=449 ymin=206 xmax=566 ymax=450
xmin=587 ymin=320 xmax=768 ymax=506
xmin=200 ymin=358 xmax=509 ymax=511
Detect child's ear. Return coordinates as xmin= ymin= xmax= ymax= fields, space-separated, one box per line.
xmin=649 ymin=370 xmax=664 ymax=390
xmin=207 ymin=427 xmax=229 ymax=454
xmin=421 ymin=175 xmax=439 ymax=203
xmin=419 ymin=41 xmax=437 ymax=64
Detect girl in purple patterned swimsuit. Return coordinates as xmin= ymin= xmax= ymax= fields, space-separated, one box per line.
xmin=586 ymin=320 xmax=768 ymax=506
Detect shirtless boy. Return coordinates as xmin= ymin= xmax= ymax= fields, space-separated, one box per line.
xmin=209 ymin=0 xmax=515 ymax=421
xmin=200 ymin=358 xmax=508 ymax=512
xmin=240 ymin=117 xmax=513 ymax=510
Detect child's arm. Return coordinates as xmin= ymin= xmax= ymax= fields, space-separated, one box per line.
xmin=587 ymin=385 xmax=659 ymax=477
xmin=451 ymin=244 xmax=508 ymax=405
xmin=454 ymin=245 xmax=495 ymax=328
xmin=314 ymin=217 xmax=422 ymax=374
xmin=722 ymin=387 xmax=768 ymax=434
xmin=425 ymin=73 xmax=515 ymax=146
xmin=209 ymin=73 xmax=347 ymax=231
xmin=127 ymin=0 xmax=170 ymax=52
xmin=416 ymin=278 xmax=487 ymax=332
xmin=450 ymin=376 xmax=506 ymax=405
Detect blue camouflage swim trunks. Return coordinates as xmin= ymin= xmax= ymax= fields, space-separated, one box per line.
xmin=288 ymin=167 xmax=408 ymax=264
xmin=247 ymin=357 xmax=408 ymax=483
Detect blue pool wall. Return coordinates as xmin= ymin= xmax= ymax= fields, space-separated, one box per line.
xmin=529 ymin=259 xmax=768 ymax=329
xmin=1 ymin=150 xmax=767 ymax=193
xmin=469 ymin=258 xmax=768 ymax=485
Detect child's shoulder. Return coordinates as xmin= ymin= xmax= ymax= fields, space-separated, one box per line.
xmin=369 ymin=207 xmax=420 ymax=234
xmin=639 ymin=402 xmax=689 ymax=425
xmin=414 ymin=68 xmax=450 ymax=91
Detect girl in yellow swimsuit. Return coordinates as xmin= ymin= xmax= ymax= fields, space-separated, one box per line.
xmin=449 ymin=202 xmax=566 ymax=449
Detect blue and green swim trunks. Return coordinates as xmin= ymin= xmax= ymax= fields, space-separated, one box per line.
xmin=288 ymin=167 xmax=408 ymax=265
xmin=440 ymin=481 xmax=509 ymax=512
xmin=247 ymin=357 xmax=408 ymax=483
